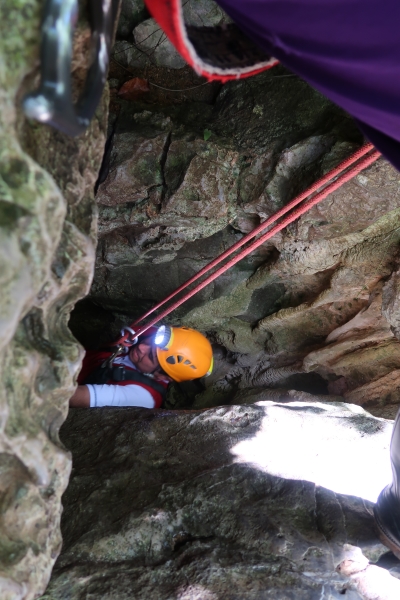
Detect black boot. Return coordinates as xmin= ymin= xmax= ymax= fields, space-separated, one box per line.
xmin=374 ymin=408 xmax=400 ymax=559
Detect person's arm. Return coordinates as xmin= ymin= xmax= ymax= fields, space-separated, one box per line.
xmin=70 ymin=383 xmax=157 ymax=409
xmin=69 ymin=385 xmax=91 ymax=407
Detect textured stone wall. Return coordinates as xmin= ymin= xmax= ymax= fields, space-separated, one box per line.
xmin=0 ymin=2 xmax=107 ymax=598
xmin=43 ymin=401 xmax=399 ymax=600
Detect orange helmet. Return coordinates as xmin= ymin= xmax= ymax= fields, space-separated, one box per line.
xmin=154 ymin=326 xmax=213 ymax=383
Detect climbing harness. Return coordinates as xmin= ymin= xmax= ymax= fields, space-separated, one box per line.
xmin=23 ymin=0 xmax=120 ymax=137
xmin=117 ymin=143 xmax=381 ymax=346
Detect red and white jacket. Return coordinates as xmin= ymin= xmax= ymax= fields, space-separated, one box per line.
xmin=77 ymin=348 xmax=168 ymax=409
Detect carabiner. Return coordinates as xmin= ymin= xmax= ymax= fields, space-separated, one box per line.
xmin=23 ymin=0 xmax=120 ymax=137
xmin=101 ymin=343 xmax=125 ymax=369
xmin=120 ymin=326 xmax=138 ymax=347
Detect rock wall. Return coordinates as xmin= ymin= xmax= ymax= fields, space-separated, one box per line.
xmin=0 ymin=2 xmax=108 ymax=598
xmin=43 ymin=400 xmax=399 ymax=600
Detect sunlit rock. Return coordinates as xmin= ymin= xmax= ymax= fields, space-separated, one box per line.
xmin=44 ymin=401 xmax=396 ymax=599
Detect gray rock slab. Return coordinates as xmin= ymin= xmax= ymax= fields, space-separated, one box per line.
xmin=43 ymin=401 xmax=399 ymax=599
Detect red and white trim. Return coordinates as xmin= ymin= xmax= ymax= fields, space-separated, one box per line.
xmin=144 ymin=0 xmax=278 ymax=82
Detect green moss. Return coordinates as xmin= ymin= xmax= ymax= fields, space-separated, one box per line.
xmin=0 ymin=200 xmax=30 ymax=227
xmin=0 ymin=537 xmax=27 ymax=566
xmin=0 ymin=0 xmax=40 ymax=90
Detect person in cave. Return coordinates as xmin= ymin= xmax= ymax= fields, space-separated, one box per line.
xmin=69 ymin=325 xmax=213 ymax=410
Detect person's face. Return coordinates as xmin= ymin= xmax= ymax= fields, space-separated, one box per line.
xmin=129 ymin=341 xmax=159 ymax=374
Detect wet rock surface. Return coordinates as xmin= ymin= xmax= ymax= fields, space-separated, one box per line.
xmin=44 ymin=400 xmax=398 ymax=600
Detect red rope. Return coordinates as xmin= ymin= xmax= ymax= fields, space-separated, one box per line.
xmin=119 ymin=145 xmax=380 ymax=343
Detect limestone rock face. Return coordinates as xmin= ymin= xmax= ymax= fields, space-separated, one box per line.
xmin=44 ymin=400 xmax=398 ymax=599
xmin=92 ymin=68 xmax=357 ymax=316
xmin=0 ymin=3 xmax=107 ymax=598
xmin=303 ymin=284 xmax=400 ymax=418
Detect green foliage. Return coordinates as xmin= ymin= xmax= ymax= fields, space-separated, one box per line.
xmin=203 ymin=129 xmax=212 ymax=141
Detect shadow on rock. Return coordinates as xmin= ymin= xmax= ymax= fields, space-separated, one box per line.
xmin=41 ymin=401 xmax=400 ymax=599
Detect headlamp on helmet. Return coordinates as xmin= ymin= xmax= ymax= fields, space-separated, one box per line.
xmin=154 ymin=325 xmax=173 ymax=350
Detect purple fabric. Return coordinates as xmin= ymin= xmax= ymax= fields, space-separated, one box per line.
xmin=216 ymin=0 xmax=400 ymax=170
